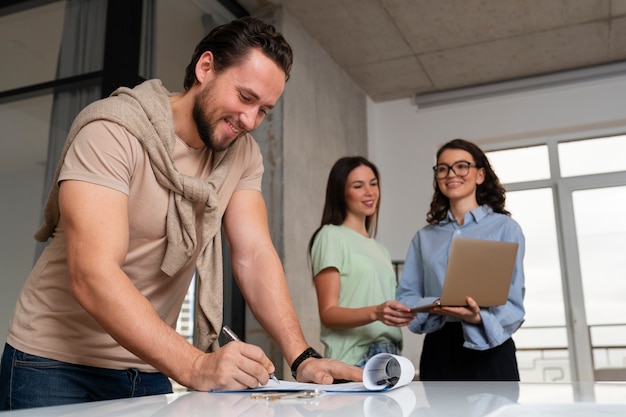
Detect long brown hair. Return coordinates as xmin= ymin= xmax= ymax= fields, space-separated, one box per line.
xmin=308 ymin=156 xmax=381 ymax=255
xmin=427 ymin=139 xmax=509 ymax=225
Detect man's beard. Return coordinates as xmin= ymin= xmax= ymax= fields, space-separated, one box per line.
xmin=192 ymin=86 xmax=244 ymax=152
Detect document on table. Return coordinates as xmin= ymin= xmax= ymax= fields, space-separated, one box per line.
xmin=212 ymin=353 xmax=415 ymax=393
xmin=246 ymin=379 xmax=368 ymax=392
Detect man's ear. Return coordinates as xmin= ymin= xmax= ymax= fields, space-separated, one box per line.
xmin=195 ymin=51 xmax=214 ymax=84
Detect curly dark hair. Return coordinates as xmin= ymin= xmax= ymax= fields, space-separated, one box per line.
xmin=427 ymin=139 xmax=510 ymax=225
xmin=183 ymin=16 xmax=293 ymax=90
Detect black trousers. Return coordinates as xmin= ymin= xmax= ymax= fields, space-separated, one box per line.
xmin=419 ymin=322 xmax=520 ymax=381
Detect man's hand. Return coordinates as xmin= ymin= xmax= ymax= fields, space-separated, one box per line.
xmin=188 ymin=341 xmax=276 ymax=391
xmin=294 ymin=357 xmax=363 ymax=384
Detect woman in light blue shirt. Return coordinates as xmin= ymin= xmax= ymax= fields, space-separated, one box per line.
xmin=396 ymin=139 xmax=525 ymax=380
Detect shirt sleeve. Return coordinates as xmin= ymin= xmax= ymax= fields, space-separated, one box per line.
xmin=58 ymin=120 xmax=139 ymax=195
xmin=463 ymin=219 xmax=526 ymax=350
xmin=310 ymin=226 xmax=345 ymax=277
xmin=233 ymin=134 xmax=263 ymax=192
xmin=396 ymin=231 xmax=447 ymax=334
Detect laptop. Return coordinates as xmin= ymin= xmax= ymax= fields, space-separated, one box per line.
xmin=411 ymin=237 xmax=519 ymax=313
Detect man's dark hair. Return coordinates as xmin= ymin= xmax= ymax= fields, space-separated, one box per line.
xmin=183 ymin=16 xmax=293 ymax=90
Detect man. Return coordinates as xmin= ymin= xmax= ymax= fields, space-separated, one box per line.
xmin=0 ymin=16 xmax=361 ymax=410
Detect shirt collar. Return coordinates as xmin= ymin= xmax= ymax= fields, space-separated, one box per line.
xmin=443 ymin=204 xmax=493 ymax=225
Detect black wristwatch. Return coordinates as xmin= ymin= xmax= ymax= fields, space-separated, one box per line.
xmin=291 ymin=347 xmax=322 ymax=379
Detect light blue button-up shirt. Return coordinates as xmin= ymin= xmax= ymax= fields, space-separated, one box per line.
xmin=396 ymin=205 xmax=526 ymax=350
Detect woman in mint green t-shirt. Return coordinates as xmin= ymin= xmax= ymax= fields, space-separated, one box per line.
xmin=308 ymin=156 xmax=415 ymax=367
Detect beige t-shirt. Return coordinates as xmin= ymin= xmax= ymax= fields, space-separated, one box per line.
xmin=7 ymin=120 xmax=263 ymax=371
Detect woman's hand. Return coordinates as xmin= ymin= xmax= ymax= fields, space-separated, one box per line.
xmin=373 ymin=300 xmax=416 ymax=326
xmin=431 ymin=296 xmax=482 ymax=324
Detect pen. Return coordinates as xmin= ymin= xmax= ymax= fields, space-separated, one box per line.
xmin=221 ymin=325 xmax=280 ymax=384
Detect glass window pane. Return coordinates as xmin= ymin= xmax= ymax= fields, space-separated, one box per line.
xmin=559 ymin=135 xmax=626 ymax=177
xmin=507 ymin=188 xmax=566 ymax=326
xmin=487 ymin=145 xmax=550 ymax=184
xmin=506 ymin=188 xmax=569 ymax=381
xmin=0 ymin=95 xmax=50 ymax=172
xmin=573 ymin=186 xmax=626 ymax=374
xmin=0 ymin=2 xmax=66 ymax=91
xmin=0 ymin=95 xmax=50 ymax=341
xmin=573 ymin=186 xmax=626 ymax=325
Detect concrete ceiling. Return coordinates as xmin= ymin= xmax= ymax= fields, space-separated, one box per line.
xmin=237 ymin=0 xmax=626 ymax=102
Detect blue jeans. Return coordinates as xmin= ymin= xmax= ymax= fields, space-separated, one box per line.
xmin=355 ymin=341 xmax=399 ymax=368
xmin=0 ymin=344 xmax=173 ymax=410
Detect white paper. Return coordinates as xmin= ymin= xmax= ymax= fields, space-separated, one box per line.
xmin=362 ymin=353 xmax=415 ymax=391
xmin=211 ymin=353 xmax=415 ymax=393
xmin=242 ymin=379 xmax=369 ymax=392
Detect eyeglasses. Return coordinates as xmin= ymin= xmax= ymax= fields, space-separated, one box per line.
xmin=432 ymin=161 xmax=477 ymax=179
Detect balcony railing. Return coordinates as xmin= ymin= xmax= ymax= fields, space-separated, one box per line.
xmin=515 ymin=323 xmax=626 ymax=382
xmin=391 ymin=261 xmax=626 ymax=382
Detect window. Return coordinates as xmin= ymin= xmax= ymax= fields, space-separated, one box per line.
xmin=486 ymin=145 xmax=550 ymax=183
xmin=486 ymin=134 xmax=626 ymax=382
xmin=0 ymin=1 xmax=66 ymax=91
xmin=559 ymin=135 xmax=626 ymax=177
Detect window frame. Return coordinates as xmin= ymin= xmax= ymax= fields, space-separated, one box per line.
xmin=483 ymin=128 xmax=626 ymax=381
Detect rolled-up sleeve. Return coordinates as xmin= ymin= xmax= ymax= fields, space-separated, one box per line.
xmin=463 ymin=221 xmax=526 ymax=350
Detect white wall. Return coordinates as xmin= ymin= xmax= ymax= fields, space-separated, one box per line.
xmin=368 ymin=73 xmax=626 ymax=368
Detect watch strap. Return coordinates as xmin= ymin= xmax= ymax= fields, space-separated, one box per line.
xmin=290 ymin=347 xmax=322 ymax=379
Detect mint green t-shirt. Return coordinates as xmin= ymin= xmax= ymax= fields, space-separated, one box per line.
xmin=311 ymin=224 xmax=402 ymax=365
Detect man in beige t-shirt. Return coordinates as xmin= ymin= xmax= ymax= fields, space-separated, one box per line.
xmin=1 ymin=17 xmax=360 ymax=411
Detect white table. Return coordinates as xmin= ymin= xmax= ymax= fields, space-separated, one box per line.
xmin=2 ymin=381 xmax=625 ymax=416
